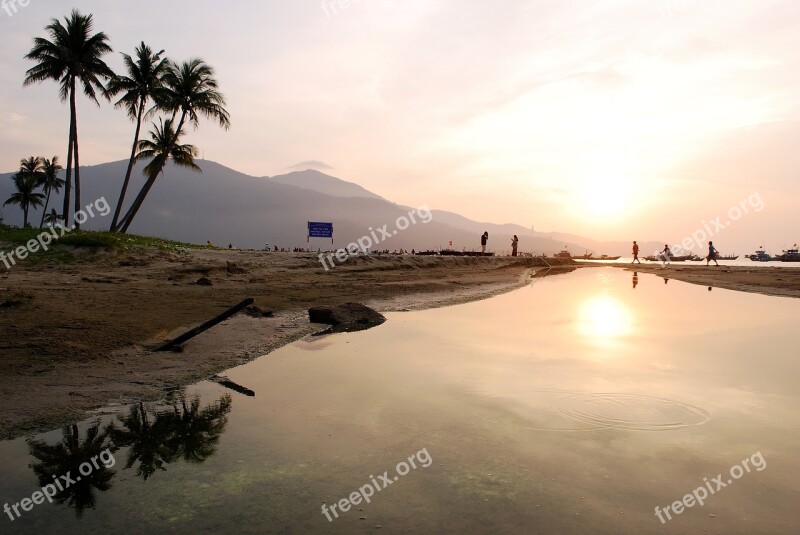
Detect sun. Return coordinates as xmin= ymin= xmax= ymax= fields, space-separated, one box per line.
xmin=570 ymin=152 xmax=636 ymax=220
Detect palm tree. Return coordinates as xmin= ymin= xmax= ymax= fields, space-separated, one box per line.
xmin=117 ymin=117 xmax=203 ymax=233
xmin=27 ymin=423 xmax=116 ymax=518
xmin=19 ymin=155 xmax=44 ymax=178
xmin=116 ymin=58 xmax=230 ymax=233
xmin=38 ymin=156 xmax=65 ymax=228
xmin=106 ymin=42 xmax=169 ymax=231
xmin=4 ymin=172 xmax=45 ymax=228
xmin=43 ymin=208 xmax=62 ymax=227
xmin=24 ymin=10 xmax=114 ymax=228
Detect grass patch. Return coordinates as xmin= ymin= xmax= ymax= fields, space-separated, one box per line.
xmin=0 ymin=224 xmax=203 ymax=252
xmin=0 ymin=224 xmax=206 ymax=268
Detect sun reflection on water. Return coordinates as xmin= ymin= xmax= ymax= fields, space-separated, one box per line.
xmin=577 ymin=295 xmax=633 ymax=345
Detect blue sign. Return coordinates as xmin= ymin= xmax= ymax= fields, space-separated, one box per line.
xmin=308 ymin=222 xmax=334 ymax=239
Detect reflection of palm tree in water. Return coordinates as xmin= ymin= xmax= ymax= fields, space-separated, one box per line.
xmin=166 ymin=393 xmax=232 ymax=464
xmin=108 ymin=393 xmax=232 ymax=479
xmin=27 ymin=423 xmax=116 ymax=518
xmin=107 ymin=402 xmax=174 ymax=480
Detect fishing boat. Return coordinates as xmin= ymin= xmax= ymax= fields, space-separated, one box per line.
xmin=746 ymin=248 xmax=773 ymax=262
xmin=555 ymin=249 xmax=572 ymax=259
xmin=573 ymin=251 xmax=594 ymax=260
xmin=644 ymin=254 xmax=694 ymax=262
xmin=776 ymin=245 xmax=800 ymax=262
xmin=718 ymin=254 xmax=739 ymax=261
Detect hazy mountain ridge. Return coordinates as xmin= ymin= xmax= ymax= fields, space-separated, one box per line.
xmin=266 ymin=169 xmax=386 ymax=201
xmin=0 ymin=160 xmax=656 ymax=255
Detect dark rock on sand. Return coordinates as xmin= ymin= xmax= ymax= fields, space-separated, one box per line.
xmin=196 ymin=277 xmax=213 ymax=286
xmin=243 ymin=305 xmax=274 ymax=318
xmin=308 ymin=302 xmax=386 ymax=333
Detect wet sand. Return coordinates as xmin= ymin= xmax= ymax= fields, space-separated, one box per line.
xmin=616 ymin=264 xmax=800 ymax=298
xmin=0 ymin=249 xmax=563 ymax=439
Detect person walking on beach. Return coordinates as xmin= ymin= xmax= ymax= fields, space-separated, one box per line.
xmin=632 ymin=241 xmax=641 ymax=264
xmin=481 ymin=231 xmax=489 ymax=254
xmin=660 ymin=244 xmax=671 ymax=265
xmin=511 ymin=235 xmax=519 ymax=257
xmin=706 ymin=241 xmax=719 ymax=266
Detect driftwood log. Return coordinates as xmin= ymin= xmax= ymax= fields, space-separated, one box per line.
xmin=155 ymin=297 xmax=255 ymax=352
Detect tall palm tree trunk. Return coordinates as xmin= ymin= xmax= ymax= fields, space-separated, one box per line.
xmin=63 ymin=115 xmax=75 ymax=228
xmin=111 ymin=96 xmax=145 ymax=231
xmin=39 ymin=186 xmax=52 ymax=228
xmin=118 ymin=113 xmax=187 ymax=234
xmin=23 ymin=205 xmax=29 ymax=228
xmin=117 ymin=154 xmax=165 ymax=234
xmin=71 ymin=81 xmax=81 ymax=230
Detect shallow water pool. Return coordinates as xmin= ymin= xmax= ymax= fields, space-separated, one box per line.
xmin=1 ymin=267 xmax=799 ymax=534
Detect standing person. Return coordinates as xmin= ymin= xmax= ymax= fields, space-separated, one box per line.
xmin=660 ymin=244 xmax=671 ymax=265
xmin=511 ymin=235 xmax=519 ymax=257
xmin=706 ymin=241 xmax=719 ymax=266
xmin=632 ymin=241 xmax=641 ymax=264
xmin=481 ymin=231 xmax=489 ymax=254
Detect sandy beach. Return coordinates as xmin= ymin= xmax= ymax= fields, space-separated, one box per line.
xmin=0 ymin=249 xmax=568 ymax=439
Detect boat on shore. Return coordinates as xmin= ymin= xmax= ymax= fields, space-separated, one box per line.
xmin=644 ymin=254 xmax=694 ymax=262
xmin=584 ymin=254 xmax=621 ymax=261
xmin=688 ymin=253 xmax=738 ymax=261
xmin=560 ymin=250 xmax=621 ymax=261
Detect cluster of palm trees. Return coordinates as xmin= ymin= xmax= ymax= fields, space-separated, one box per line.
xmin=3 ymin=155 xmax=64 ymax=228
xmin=10 ymin=9 xmax=230 ymax=233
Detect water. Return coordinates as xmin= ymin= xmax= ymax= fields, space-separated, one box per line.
xmin=1 ymin=267 xmax=799 ymax=534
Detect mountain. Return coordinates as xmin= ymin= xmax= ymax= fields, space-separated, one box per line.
xmin=266 ymin=169 xmax=386 ymax=201
xmin=0 ymin=160 xmax=654 ymax=255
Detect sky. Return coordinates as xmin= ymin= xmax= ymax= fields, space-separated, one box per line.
xmin=0 ymin=0 xmax=798 ymax=252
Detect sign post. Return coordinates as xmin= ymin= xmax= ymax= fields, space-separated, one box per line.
xmin=308 ymin=222 xmax=334 ymax=245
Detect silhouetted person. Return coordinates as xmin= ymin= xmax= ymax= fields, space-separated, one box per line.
xmin=632 ymin=272 xmax=639 ymax=289
xmin=632 ymin=241 xmax=641 ymax=264
xmin=511 ymin=235 xmax=519 ymax=257
xmin=481 ymin=231 xmax=489 ymax=254
xmin=660 ymin=244 xmax=671 ymax=265
xmin=706 ymin=241 xmax=719 ymax=266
